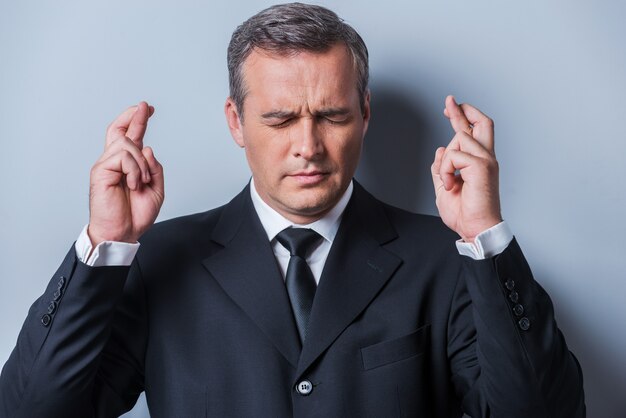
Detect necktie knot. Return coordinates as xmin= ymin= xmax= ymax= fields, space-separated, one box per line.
xmin=276 ymin=228 xmax=321 ymax=258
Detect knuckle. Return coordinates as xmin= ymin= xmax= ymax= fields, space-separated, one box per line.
xmin=120 ymin=150 xmax=136 ymax=163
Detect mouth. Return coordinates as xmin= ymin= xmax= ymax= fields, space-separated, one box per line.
xmin=287 ymin=170 xmax=330 ymax=186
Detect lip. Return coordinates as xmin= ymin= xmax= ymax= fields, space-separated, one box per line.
xmin=287 ymin=171 xmax=329 ymax=185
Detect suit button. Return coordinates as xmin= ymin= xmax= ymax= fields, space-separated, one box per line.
xmin=47 ymin=301 xmax=57 ymax=315
xmin=509 ymin=291 xmax=519 ymax=303
xmin=505 ymin=278 xmax=515 ymax=290
xmin=57 ymin=276 xmax=66 ymax=290
xmin=513 ymin=304 xmax=524 ymax=316
xmin=296 ymin=380 xmax=313 ymax=396
xmin=53 ymin=289 xmax=62 ymax=301
xmin=41 ymin=314 xmax=51 ymax=327
xmin=518 ymin=317 xmax=531 ymax=331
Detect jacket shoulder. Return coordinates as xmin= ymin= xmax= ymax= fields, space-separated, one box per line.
xmin=385 ymin=204 xmax=457 ymax=239
xmin=136 ymin=204 xmax=227 ymax=262
xmin=374 ymin=201 xmax=461 ymax=258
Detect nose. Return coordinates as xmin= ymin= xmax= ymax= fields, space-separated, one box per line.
xmin=293 ymin=118 xmax=324 ymax=160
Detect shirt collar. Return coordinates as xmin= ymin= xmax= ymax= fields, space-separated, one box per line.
xmin=250 ymin=178 xmax=353 ymax=244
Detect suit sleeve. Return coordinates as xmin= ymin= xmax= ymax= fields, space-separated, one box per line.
xmin=0 ymin=245 xmax=148 ymax=418
xmin=446 ymin=238 xmax=586 ymax=418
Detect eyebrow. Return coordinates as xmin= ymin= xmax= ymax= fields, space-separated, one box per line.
xmin=261 ymin=110 xmax=298 ymax=119
xmin=260 ymin=107 xmax=351 ymax=120
xmin=314 ymin=107 xmax=351 ymax=118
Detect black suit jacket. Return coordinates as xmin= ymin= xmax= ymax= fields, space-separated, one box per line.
xmin=0 ymin=182 xmax=585 ymax=417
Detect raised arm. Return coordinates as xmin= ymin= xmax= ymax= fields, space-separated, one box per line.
xmin=433 ymin=96 xmax=585 ymax=417
xmin=0 ymin=103 xmax=163 ymax=417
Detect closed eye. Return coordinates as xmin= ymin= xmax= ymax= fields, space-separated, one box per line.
xmin=315 ymin=108 xmax=351 ymax=125
xmin=322 ymin=116 xmax=349 ymax=125
xmin=268 ymin=118 xmax=294 ymax=128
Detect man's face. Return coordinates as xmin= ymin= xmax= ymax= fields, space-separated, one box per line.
xmin=225 ymin=43 xmax=370 ymax=224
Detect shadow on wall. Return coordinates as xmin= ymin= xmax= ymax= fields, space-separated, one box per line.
xmin=355 ymin=82 xmax=441 ymax=217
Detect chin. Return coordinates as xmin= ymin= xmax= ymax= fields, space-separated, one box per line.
xmin=286 ymin=192 xmax=338 ymax=218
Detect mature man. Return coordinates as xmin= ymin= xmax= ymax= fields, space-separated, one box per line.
xmin=0 ymin=3 xmax=584 ymax=417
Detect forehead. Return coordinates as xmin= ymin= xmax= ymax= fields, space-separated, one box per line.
xmin=241 ymin=44 xmax=359 ymax=110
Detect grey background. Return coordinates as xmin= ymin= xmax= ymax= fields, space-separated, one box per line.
xmin=1 ymin=1 xmax=624 ymax=417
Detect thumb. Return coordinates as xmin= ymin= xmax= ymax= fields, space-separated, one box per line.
xmin=431 ymin=147 xmax=446 ymax=195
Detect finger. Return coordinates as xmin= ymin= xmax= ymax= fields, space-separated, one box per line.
xmin=100 ymin=137 xmax=151 ymax=183
xmin=126 ymin=101 xmax=153 ymax=148
xmin=142 ymin=147 xmax=164 ymax=192
xmin=445 ymin=95 xmax=472 ymax=135
xmin=99 ymin=150 xmax=143 ymax=191
xmin=440 ymin=133 xmax=491 ymax=189
xmin=439 ymin=149 xmax=482 ymax=191
xmin=431 ymin=146 xmax=446 ymax=194
xmin=105 ymin=105 xmax=140 ymax=147
xmin=451 ymin=131 xmax=492 ymax=159
xmin=459 ymin=103 xmax=494 ymax=152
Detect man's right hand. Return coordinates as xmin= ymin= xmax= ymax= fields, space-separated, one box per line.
xmin=88 ymin=102 xmax=164 ymax=247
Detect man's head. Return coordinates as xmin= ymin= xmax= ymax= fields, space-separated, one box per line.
xmin=227 ymin=2 xmax=369 ymax=120
xmin=225 ymin=3 xmax=371 ymax=224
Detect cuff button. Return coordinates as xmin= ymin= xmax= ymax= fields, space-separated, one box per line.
xmin=41 ymin=314 xmax=51 ymax=327
xmin=505 ymin=278 xmax=515 ymax=290
xmin=509 ymin=291 xmax=519 ymax=303
xmin=518 ymin=317 xmax=531 ymax=331
xmin=47 ymin=301 xmax=57 ymax=315
xmin=513 ymin=304 xmax=524 ymax=316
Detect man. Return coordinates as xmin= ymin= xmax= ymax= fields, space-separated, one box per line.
xmin=0 ymin=3 xmax=584 ymax=417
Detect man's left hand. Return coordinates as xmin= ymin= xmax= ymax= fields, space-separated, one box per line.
xmin=431 ymin=95 xmax=502 ymax=243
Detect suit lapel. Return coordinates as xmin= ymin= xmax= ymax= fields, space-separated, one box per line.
xmin=296 ymin=183 xmax=403 ymax=379
xmin=202 ymin=186 xmax=302 ymax=368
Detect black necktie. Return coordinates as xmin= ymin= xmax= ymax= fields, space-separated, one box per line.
xmin=276 ymin=227 xmax=321 ymax=344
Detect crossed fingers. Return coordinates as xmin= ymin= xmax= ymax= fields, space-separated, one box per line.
xmin=95 ymin=102 xmax=158 ymax=190
xmin=443 ymin=95 xmax=494 ymax=153
xmin=432 ymin=96 xmax=497 ymax=192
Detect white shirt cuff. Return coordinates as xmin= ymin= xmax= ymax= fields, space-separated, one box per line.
xmin=455 ymin=221 xmax=513 ymax=260
xmin=75 ymin=225 xmax=140 ymax=267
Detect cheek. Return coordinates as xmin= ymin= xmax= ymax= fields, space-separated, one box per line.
xmin=331 ymin=132 xmax=363 ymax=170
xmin=243 ymin=134 xmax=288 ymax=181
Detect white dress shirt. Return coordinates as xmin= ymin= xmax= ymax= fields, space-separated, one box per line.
xmin=250 ymin=179 xmax=352 ymax=284
xmin=75 ymin=180 xmax=513 ymax=269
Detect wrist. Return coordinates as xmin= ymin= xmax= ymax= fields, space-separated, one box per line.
xmin=87 ymin=224 xmax=137 ymax=247
xmin=460 ymin=217 xmax=503 ymax=243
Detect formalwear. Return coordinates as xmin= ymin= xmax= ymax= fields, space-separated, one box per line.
xmin=0 ymin=181 xmax=585 ymax=417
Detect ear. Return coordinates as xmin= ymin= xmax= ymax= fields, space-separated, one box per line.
xmin=224 ymin=97 xmax=245 ymax=147
xmin=361 ymin=89 xmax=371 ymax=138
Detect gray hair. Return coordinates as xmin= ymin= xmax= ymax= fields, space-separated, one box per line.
xmin=227 ymin=2 xmax=369 ymax=120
